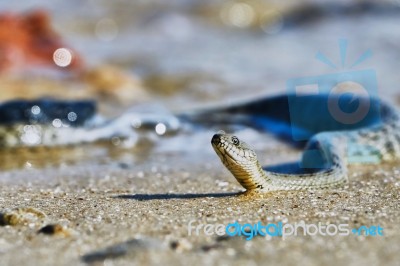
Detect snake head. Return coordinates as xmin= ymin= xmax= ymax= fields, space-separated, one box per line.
xmin=211 ymin=131 xmax=258 ymax=166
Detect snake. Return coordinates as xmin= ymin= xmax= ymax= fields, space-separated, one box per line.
xmin=208 ymin=93 xmax=400 ymax=192
xmin=2 ymin=94 xmax=400 ymax=194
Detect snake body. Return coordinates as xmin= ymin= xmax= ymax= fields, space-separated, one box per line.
xmin=2 ymin=94 xmax=400 ymax=193
xmin=210 ymin=94 xmax=400 ymax=192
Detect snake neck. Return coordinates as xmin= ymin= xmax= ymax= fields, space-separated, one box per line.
xmin=223 ymin=159 xmax=271 ymax=191
xmin=223 ymin=133 xmax=350 ymax=192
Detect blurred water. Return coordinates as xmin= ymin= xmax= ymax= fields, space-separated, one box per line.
xmin=3 ymin=1 xmax=400 ymax=104
xmin=1 ymin=0 xmax=400 ymax=169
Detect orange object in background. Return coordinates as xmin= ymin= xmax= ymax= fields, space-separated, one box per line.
xmin=0 ymin=10 xmax=83 ymax=73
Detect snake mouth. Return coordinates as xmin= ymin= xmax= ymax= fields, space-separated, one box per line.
xmin=211 ymin=133 xmax=222 ymax=145
xmin=211 ymin=134 xmax=240 ymax=165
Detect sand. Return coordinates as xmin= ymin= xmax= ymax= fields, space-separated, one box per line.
xmin=0 ymin=137 xmax=399 ymax=266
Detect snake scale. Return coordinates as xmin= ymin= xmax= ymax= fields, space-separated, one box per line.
xmin=209 ymin=93 xmax=400 ymax=192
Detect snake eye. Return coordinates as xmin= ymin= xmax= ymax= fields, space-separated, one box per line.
xmin=231 ymin=136 xmax=240 ymax=146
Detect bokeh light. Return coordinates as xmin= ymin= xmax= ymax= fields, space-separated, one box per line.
xmin=53 ymin=48 xmax=72 ymax=67
xmin=221 ymin=2 xmax=256 ymax=28
xmin=155 ymin=123 xmax=167 ymax=135
xmin=21 ymin=125 xmax=41 ymax=145
xmin=131 ymin=118 xmax=142 ymax=129
xmin=67 ymin=112 xmax=77 ymax=122
xmin=52 ymin=118 xmax=62 ymax=128
xmin=31 ymin=105 xmax=41 ymax=115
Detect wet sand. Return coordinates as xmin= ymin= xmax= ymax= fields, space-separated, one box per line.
xmin=0 ymin=138 xmax=399 ymax=265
